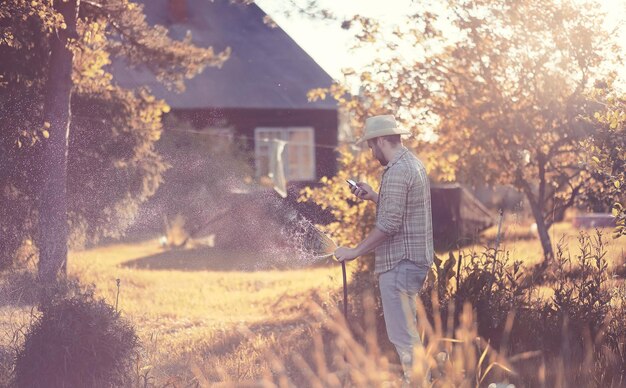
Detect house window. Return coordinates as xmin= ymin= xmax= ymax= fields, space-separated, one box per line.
xmin=255 ymin=127 xmax=316 ymax=181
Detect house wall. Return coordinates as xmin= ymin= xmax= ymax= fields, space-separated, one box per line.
xmin=173 ymin=107 xmax=338 ymax=180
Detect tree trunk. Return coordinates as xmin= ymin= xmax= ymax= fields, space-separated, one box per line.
xmin=37 ymin=0 xmax=79 ymax=285
xmin=527 ymin=196 xmax=554 ymax=261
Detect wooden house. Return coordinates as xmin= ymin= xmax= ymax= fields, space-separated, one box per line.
xmin=112 ymin=0 xmax=338 ymax=186
xmin=111 ymin=0 xmax=493 ymax=251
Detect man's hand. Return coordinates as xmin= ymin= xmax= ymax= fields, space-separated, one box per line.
xmin=334 ymin=246 xmax=359 ymax=262
xmin=351 ymin=182 xmax=378 ymax=203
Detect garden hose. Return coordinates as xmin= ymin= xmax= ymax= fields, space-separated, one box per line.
xmin=341 ymin=261 xmax=348 ymax=320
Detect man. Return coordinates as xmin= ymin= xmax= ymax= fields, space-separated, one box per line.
xmin=334 ymin=114 xmax=434 ymax=385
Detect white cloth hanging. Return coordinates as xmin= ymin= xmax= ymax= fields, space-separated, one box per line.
xmin=268 ymin=139 xmax=288 ymax=198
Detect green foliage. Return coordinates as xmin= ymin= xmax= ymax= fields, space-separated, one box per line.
xmin=552 ymin=232 xmax=611 ymax=335
xmin=80 ymin=0 xmax=230 ymax=92
xmin=347 ymin=230 xmax=626 ymax=384
xmin=582 ymin=79 xmax=626 ymax=238
xmin=0 ymin=0 xmax=228 ymax=269
xmin=308 ymin=0 xmax=623 ymax=259
xmin=421 ymin=248 xmax=531 ymax=352
xmin=13 ymin=283 xmax=140 ymax=388
xmin=299 ymin=145 xmax=379 ymax=247
xmin=428 ymin=252 xmax=458 ymax=303
xmin=302 ymin=78 xmax=406 ymax=248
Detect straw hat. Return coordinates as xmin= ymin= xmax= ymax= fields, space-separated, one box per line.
xmin=355 ymin=115 xmax=410 ymax=145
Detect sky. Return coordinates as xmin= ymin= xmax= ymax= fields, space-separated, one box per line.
xmin=256 ymin=0 xmax=626 ymax=83
xmin=255 ymin=0 xmax=414 ymax=80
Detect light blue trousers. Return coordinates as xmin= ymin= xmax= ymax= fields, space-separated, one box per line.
xmin=378 ymin=260 xmax=429 ymax=382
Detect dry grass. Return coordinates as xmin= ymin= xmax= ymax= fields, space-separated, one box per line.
xmin=461 ymin=221 xmax=626 ymax=269
xmin=1 ymin=239 xmax=350 ymax=385
xmin=444 ymin=222 xmax=626 ymax=304
xmin=72 ymin=240 xmax=348 ymax=385
xmin=1 ymin=221 xmax=625 ymax=386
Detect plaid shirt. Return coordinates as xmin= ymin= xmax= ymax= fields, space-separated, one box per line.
xmin=374 ymin=147 xmax=434 ymax=274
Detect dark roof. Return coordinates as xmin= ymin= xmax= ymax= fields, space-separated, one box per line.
xmin=111 ymin=0 xmax=337 ymax=110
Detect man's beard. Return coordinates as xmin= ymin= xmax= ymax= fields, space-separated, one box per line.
xmin=373 ymin=144 xmax=388 ymax=166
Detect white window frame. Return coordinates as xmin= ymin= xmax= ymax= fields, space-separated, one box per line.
xmin=254 ymin=127 xmax=316 ymax=181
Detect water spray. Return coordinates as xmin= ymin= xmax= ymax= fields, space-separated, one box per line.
xmin=265 ymin=197 xmax=350 ymax=320
xmin=306 ymin=226 xmax=348 ymax=321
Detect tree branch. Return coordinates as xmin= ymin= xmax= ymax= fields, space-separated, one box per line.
xmin=544 ymin=180 xmax=585 ymax=227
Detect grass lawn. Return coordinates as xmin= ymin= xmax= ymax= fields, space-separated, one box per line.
xmin=460 ymin=220 xmax=625 ymax=268
xmin=2 ymin=239 xmax=353 ymax=385
xmin=1 ymin=221 xmax=625 ymax=385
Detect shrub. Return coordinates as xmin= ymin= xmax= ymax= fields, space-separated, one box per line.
xmin=0 ymin=347 xmax=12 ymax=387
xmin=13 ymin=285 xmax=140 ymax=388
xmin=552 ymin=232 xmax=612 ymax=332
xmin=0 ymin=269 xmax=40 ymax=307
xmin=345 ymin=230 xmax=626 ymax=385
xmin=217 ymin=298 xmax=514 ymax=387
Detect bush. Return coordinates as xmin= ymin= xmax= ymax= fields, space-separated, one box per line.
xmin=346 ymin=230 xmax=626 ymax=385
xmin=13 ymin=285 xmax=140 ymax=388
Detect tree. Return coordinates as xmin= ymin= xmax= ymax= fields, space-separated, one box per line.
xmin=307 ymin=0 xmax=622 ymax=261
xmin=299 ymin=146 xmax=378 ymax=248
xmin=583 ymin=78 xmax=626 ymax=238
xmin=0 ymin=0 xmax=229 ymax=281
xmin=36 ymin=0 xmax=78 ymax=283
xmin=301 ymin=78 xmax=405 ymax=248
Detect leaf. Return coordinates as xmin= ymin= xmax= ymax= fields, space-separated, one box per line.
xmin=480 ymin=362 xmax=515 ymax=383
xmin=444 ymin=252 xmax=456 ymax=273
xmin=477 ymin=343 xmax=490 ymax=377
